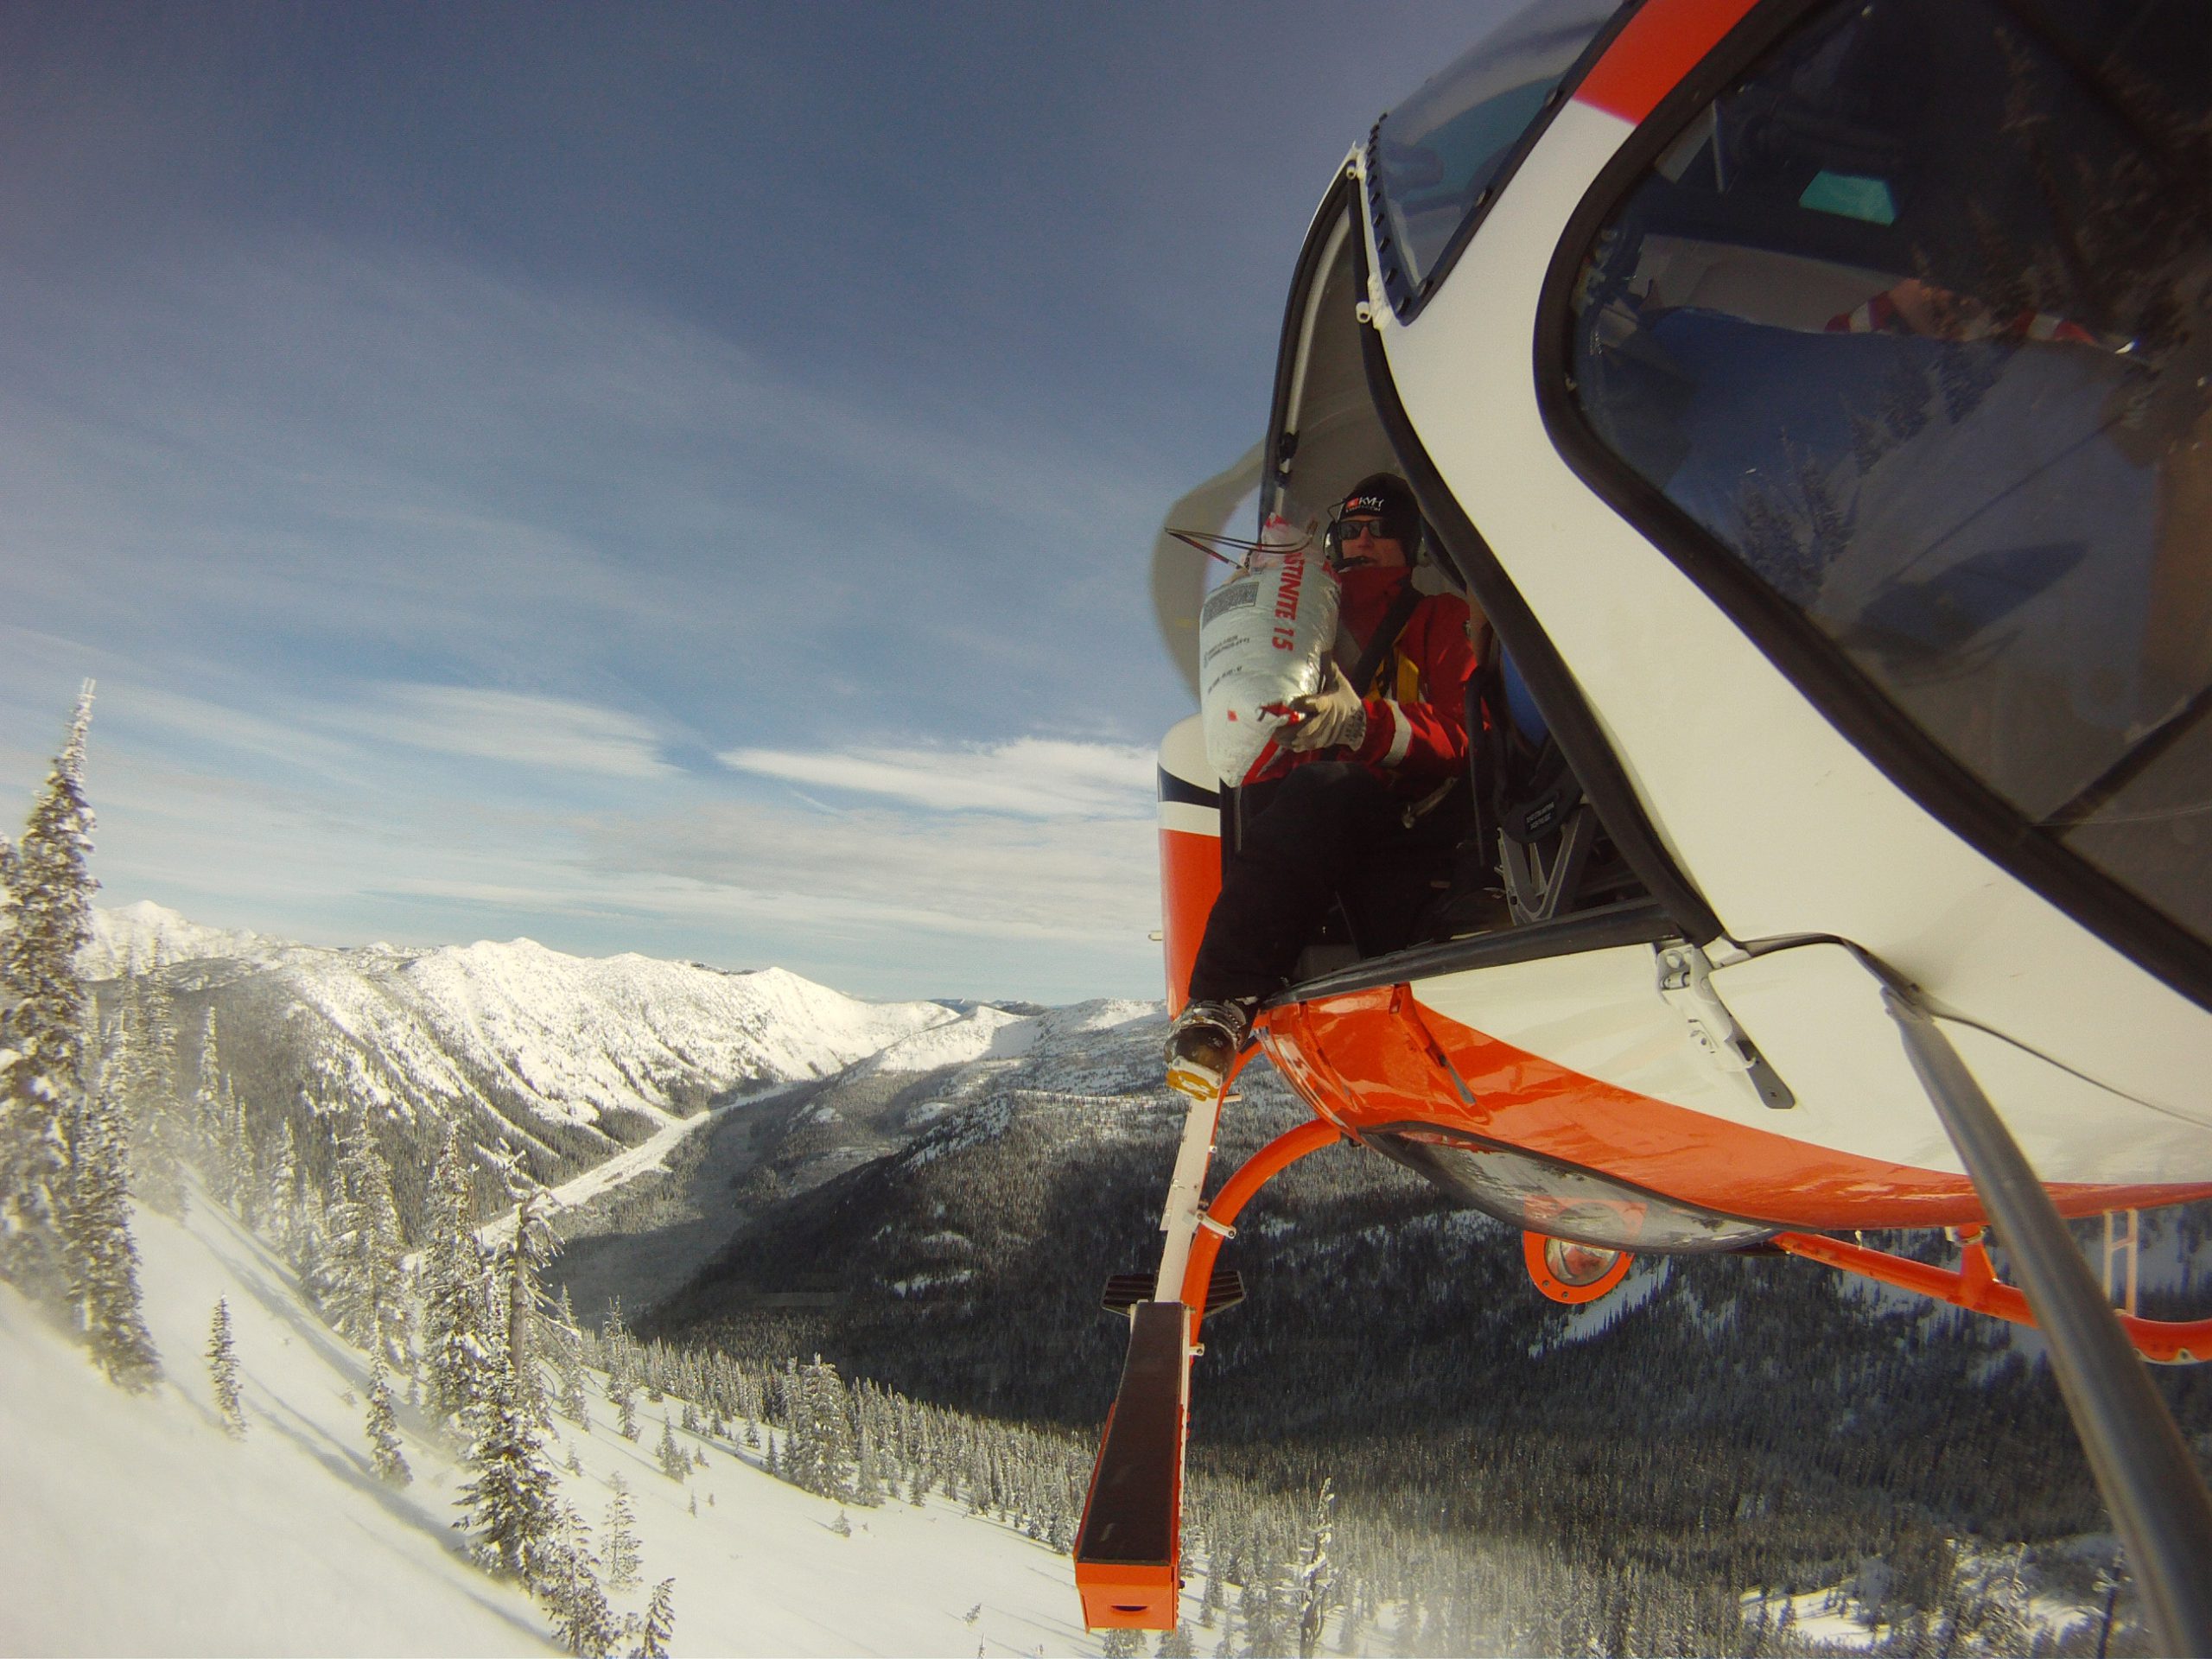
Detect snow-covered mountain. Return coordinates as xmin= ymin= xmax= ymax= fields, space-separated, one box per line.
xmin=82 ymin=903 xmax=958 ymax=1186
xmin=0 ymin=1191 xmax=1128 ymax=1656
xmin=80 ymin=899 xmax=296 ymax=978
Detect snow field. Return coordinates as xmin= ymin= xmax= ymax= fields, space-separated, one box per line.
xmin=0 ymin=1188 xmax=1151 ymax=1656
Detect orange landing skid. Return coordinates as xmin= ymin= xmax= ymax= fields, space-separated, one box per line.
xmin=1075 ymin=1108 xmax=1344 ymax=1630
xmin=1774 ymin=1231 xmax=2212 ymax=1364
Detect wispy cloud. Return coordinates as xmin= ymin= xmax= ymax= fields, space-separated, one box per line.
xmin=718 ymin=736 xmax=1152 ymax=818
xmin=345 ymin=685 xmax=674 ymax=779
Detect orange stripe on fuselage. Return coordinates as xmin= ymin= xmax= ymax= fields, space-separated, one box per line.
xmin=1159 ymin=825 xmax=1222 ymax=1018
xmin=1574 ymin=0 xmax=1762 ymax=126
xmin=1259 ymin=988 xmax=2212 ymax=1230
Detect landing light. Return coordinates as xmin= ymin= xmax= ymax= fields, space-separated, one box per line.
xmin=1523 ymin=1230 xmax=1634 ymax=1305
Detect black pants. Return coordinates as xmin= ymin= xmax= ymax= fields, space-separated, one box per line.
xmin=1187 ymin=762 xmax=1455 ymax=1004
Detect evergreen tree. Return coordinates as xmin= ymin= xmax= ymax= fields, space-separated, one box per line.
xmin=785 ymin=1354 xmax=853 ymax=1499
xmin=207 ymin=1297 xmax=246 ymax=1437
xmin=58 ymin=1077 xmax=159 ymax=1389
xmin=455 ymin=1350 xmax=560 ymax=1586
xmin=1294 ymin=1478 xmax=1339 ymax=1659
xmin=495 ymin=1176 xmax=559 ymax=1429
xmin=1158 ymin=1624 xmax=1198 ymax=1659
xmin=542 ymin=1502 xmax=618 ymax=1658
xmin=656 ymin=1415 xmax=689 ymax=1484
xmin=634 ymin=1579 xmax=677 ymax=1659
xmin=264 ymin=1117 xmax=302 ymax=1249
xmin=1200 ymin=1567 xmax=1225 ymax=1630
xmin=553 ymin=1287 xmax=591 ymax=1429
xmin=191 ymin=1007 xmax=245 ymax=1206
xmin=121 ymin=974 xmax=190 ymax=1217
xmin=328 ymin=1109 xmax=408 ymax=1365
xmin=1101 ymin=1630 xmax=1144 ymax=1658
xmin=603 ymin=1473 xmax=643 ymax=1592
xmin=365 ymin=1352 xmax=412 ymax=1485
xmin=419 ymin=1122 xmax=496 ymax=1427
xmin=0 ymin=687 xmax=99 ymax=1304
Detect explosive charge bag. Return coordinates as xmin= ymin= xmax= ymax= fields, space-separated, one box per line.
xmin=1197 ymin=543 xmax=1340 ymax=785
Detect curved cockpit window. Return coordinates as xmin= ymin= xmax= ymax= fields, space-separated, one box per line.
xmin=1371 ymin=0 xmax=1616 ymax=313
xmin=1566 ymin=0 xmax=2212 ymax=949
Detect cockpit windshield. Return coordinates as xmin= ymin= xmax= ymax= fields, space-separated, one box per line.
xmin=1371 ymin=0 xmax=1616 ymax=311
xmin=1564 ymin=0 xmax=2212 ymax=951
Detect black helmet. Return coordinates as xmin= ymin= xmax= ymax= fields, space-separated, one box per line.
xmin=1325 ymin=473 xmax=1421 ymax=564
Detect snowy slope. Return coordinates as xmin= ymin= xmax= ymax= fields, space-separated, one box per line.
xmin=0 ymin=1194 xmax=1144 ymax=1657
xmin=861 ymin=1004 xmax=1038 ymax=1075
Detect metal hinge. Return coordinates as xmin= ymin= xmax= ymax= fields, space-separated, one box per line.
xmin=1655 ymin=944 xmax=1796 ymax=1109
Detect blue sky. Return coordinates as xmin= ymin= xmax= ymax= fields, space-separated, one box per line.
xmin=0 ymin=2 xmax=1510 ymax=1002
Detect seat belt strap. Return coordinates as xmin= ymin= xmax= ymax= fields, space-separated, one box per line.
xmin=1346 ymin=584 xmax=1425 ymax=700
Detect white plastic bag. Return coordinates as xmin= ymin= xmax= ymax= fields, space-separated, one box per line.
xmin=1197 ymin=527 xmax=1340 ymax=785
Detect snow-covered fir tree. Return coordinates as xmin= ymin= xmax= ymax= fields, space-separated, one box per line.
xmin=0 ymin=686 xmax=99 ymax=1306
xmin=107 ymin=974 xmax=189 ymax=1217
xmin=207 ymin=1297 xmax=247 ymax=1436
xmin=327 ymin=1108 xmax=409 ymax=1366
xmin=1294 ymin=1478 xmax=1339 ymax=1659
xmin=58 ymin=1076 xmax=159 ymax=1389
xmin=493 ymin=1162 xmax=559 ymax=1430
xmin=189 ymin=1007 xmax=248 ymax=1211
xmin=454 ymin=1348 xmax=561 ymax=1586
xmin=454 ymin=1166 xmax=568 ymax=1585
xmin=365 ymin=1352 xmax=411 ymax=1485
xmin=1158 ymin=1623 xmax=1198 ymax=1657
xmin=602 ymin=1471 xmax=642 ymax=1592
xmin=655 ymin=1415 xmax=689 ymax=1484
xmin=552 ymin=1286 xmax=591 ymax=1429
xmin=782 ymin=1353 xmax=853 ymax=1500
xmin=541 ymin=1501 xmax=618 ymax=1657
xmin=1100 ymin=1628 xmax=1143 ymax=1657
xmin=635 ymin=1579 xmax=677 ymax=1659
xmin=418 ymin=1122 xmax=496 ymax=1428
xmin=601 ymin=1299 xmax=643 ymax=1439
xmin=263 ymin=1116 xmax=302 ymax=1251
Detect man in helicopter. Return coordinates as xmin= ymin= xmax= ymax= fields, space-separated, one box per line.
xmin=1165 ymin=473 xmax=1482 ymax=1099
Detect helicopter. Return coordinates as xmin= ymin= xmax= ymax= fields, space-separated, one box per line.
xmin=1073 ymin=0 xmax=2212 ymax=1648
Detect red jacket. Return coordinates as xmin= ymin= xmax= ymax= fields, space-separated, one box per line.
xmin=1255 ymin=565 xmax=1478 ymax=794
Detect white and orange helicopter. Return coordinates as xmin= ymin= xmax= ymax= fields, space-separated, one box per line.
xmin=1073 ymin=0 xmax=2212 ymax=1647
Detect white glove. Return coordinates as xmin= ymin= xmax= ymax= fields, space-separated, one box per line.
xmin=1282 ymin=664 xmax=1368 ymax=753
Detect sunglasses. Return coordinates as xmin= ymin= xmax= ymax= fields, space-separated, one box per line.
xmin=1325 ymin=515 xmax=1401 ymax=557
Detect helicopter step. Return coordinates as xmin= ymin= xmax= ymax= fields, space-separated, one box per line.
xmin=1101 ymin=1268 xmax=1244 ymax=1317
xmin=1073 ymin=1301 xmax=1189 ymax=1630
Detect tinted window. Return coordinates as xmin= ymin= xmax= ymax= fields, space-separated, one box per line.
xmin=1373 ymin=0 xmax=1615 ymax=303
xmin=1566 ymin=0 xmax=2212 ymax=945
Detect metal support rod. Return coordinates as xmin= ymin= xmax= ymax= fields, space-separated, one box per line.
xmin=1883 ymin=988 xmax=2212 ymax=1655
xmin=1152 ymin=1044 xmax=1256 ymax=1303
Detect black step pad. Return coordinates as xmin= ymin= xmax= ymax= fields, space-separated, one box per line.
xmin=1100 ymin=1268 xmax=1244 ymax=1315
xmin=1075 ymin=1302 xmax=1185 ymax=1569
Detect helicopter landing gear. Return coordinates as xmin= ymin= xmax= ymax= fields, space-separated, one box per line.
xmin=1074 ymin=1039 xmax=1344 ymax=1631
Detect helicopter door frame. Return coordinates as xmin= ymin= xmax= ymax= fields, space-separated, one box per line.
xmin=1338 ymin=179 xmax=1728 ymax=950
xmin=1241 ymin=162 xmax=1723 ymax=1007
